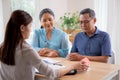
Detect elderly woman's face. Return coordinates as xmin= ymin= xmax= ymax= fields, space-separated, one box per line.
xmin=40 ymin=13 xmax=55 ymax=32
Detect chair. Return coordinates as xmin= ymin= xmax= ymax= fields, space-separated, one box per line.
xmin=108 ymin=51 xmax=115 ymax=64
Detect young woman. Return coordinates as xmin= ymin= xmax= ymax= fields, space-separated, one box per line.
xmin=0 ymin=10 xmax=88 ymax=80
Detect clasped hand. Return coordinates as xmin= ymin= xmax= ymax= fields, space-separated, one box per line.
xmin=67 ymin=53 xmax=84 ymax=61
xmin=38 ymin=48 xmax=59 ymax=57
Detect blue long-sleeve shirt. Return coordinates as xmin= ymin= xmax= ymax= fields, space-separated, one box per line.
xmin=30 ymin=27 xmax=70 ymax=57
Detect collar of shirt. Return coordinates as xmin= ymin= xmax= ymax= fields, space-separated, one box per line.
xmin=42 ymin=27 xmax=55 ymax=35
xmin=83 ymin=26 xmax=101 ymax=38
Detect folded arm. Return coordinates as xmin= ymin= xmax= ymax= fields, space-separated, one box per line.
xmin=67 ymin=53 xmax=109 ymax=63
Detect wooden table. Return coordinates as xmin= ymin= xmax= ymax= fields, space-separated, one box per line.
xmin=35 ymin=57 xmax=120 ymax=80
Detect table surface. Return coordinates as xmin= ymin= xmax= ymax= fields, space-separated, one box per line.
xmin=35 ymin=57 xmax=120 ymax=80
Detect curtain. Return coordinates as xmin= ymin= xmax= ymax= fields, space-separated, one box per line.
xmin=94 ymin=0 xmax=108 ymax=31
xmin=107 ymin=0 xmax=120 ymax=64
xmin=94 ymin=0 xmax=120 ymax=64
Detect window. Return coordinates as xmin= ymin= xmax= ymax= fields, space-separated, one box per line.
xmin=0 ymin=0 xmax=4 ymax=43
xmin=11 ymin=0 xmax=36 ymax=29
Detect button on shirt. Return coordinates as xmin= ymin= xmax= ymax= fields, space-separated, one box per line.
xmin=71 ymin=28 xmax=112 ymax=56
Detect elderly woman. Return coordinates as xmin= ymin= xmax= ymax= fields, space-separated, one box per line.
xmin=30 ymin=8 xmax=70 ymax=57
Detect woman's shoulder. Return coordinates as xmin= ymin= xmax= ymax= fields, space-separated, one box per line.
xmin=23 ymin=41 xmax=36 ymax=51
xmin=16 ymin=41 xmax=41 ymax=65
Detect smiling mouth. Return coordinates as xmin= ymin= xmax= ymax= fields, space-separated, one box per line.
xmin=47 ymin=25 xmax=50 ymax=28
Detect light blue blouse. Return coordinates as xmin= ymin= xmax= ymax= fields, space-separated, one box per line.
xmin=30 ymin=27 xmax=70 ymax=57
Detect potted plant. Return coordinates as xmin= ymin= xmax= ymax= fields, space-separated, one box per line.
xmin=59 ymin=11 xmax=81 ymax=34
xmin=58 ymin=11 xmax=82 ymax=42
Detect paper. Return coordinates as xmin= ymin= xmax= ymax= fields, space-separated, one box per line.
xmin=42 ymin=58 xmax=60 ymax=64
xmin=49 ymin=64 xmax=65 ymax=69
xmin=42 ymin=58 xmax=65 ymax=69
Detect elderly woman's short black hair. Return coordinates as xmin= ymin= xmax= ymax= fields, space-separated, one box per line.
xmin=80 ymin=8 xmax=95 ymax=18
xmin=39 ymin=8 xmax=55 ymax=21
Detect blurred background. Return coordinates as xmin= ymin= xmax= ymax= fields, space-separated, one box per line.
xmin=0 ymin=0 xmax=120 ymax=64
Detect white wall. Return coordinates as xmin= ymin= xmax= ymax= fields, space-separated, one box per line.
xmin=33 ymin=0 xmax=68 ymax=28
xmin=67 ymin=0 xmax=94 ymax=13
xmin=38 ymin=0 xmax=94 ymax=28
xmin=2 ymin=0 xmax=11 ymax=27
xmin=38 ymin=0 xmax=68 ymax=21
xmin=0 ymin=0 xmax=11 ymax=43
xmin=0 ymin=0 xmax=4 ymax=43
xmin=1 ymin=0 xmax=94 ymax=28
xmin=37 ymin=0 xmax=94 ymax=23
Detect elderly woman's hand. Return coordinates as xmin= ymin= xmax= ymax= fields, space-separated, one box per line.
xmin=46 ymin=50 xmax=59 ymax=57
xmin=38 ymin=48 xmax=50 ymax=56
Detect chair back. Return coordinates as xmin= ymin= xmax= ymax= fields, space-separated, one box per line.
xmin=108 ymin=51 xmax=115 ymax=64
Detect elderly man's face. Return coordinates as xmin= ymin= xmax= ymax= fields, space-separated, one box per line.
xmin=79 ymin=13 xmax=96 ymax=33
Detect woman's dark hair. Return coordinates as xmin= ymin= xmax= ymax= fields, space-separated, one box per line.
xmin=0 ymin=10 xmax=32 ymax=65
xmin=80 ymin=8 xmax=95 ymax=18
xmin=39 ymin=8 xmax=55 ymax=21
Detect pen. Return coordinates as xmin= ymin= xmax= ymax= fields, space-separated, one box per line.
xmin=43 ymin=60 xmax=51 ymax=64
xmin=53 ymin=63 xmax=63 ymax=66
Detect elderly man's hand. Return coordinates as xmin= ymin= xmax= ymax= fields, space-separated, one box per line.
xmin=67 ymin=53 xmax=84 ymax=61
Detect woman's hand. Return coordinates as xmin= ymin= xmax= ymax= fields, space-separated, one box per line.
xmin=72 ymin=62 xmax=89 ymax=71
xmin=46 ymin=50 xmax=59 ymax=57
xmin=58 ymin=59 xmax=90 ymax=77
xmin=38 ymin=48 xmax=59 ymax=57
xmin=38 ymin=48 xmax=50 ymax=56
xmin=72 ymin=57 xmax=90 ymax=71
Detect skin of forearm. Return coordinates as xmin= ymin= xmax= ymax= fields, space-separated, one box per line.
xmin=58 ymin=66 xmax=74 ymax=77
xmin=85 ymin=56 xmax=109 ymax=63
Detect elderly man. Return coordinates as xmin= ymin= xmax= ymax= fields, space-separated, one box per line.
xmin=67 ymin=8 xmax=112 ymax=63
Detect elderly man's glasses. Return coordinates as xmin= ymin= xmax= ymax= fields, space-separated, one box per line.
xmin=80 ymin=18 xmax=93 ymax=25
